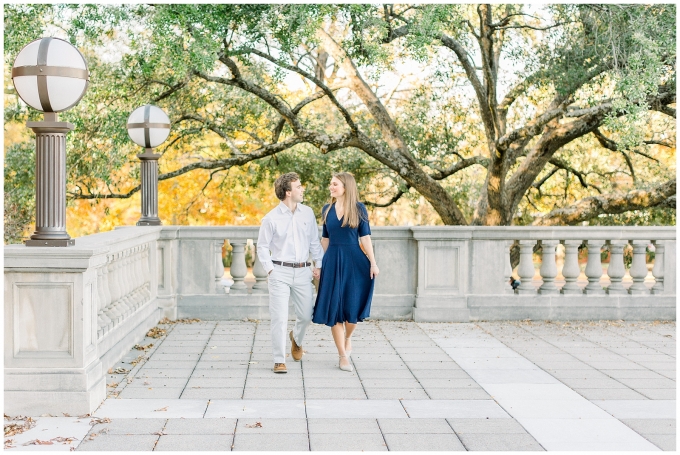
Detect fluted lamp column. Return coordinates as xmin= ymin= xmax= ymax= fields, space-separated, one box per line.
xmin=11 ymin=37 xmax=89 ymax=246
xmin=126 ymin=104 xmax=171 ymax=226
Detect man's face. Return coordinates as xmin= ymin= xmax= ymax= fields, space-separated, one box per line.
xmin=288 ymin=180 xmax=304 ymax=203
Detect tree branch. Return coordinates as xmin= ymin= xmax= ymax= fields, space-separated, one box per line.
xmin=533 ymin=178 xmax=676 ymax=226
xmin=430 ymin=156 xmax=489 ymax=180
xmin=364 ymin=186 xmax=409 ymax=208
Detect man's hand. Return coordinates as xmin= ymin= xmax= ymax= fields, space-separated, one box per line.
xmin=312 ymin=268 xmax=321 ymax=279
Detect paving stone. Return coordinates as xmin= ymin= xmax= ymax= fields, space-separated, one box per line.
xmin=360 ymin=378 xmax=422 ymax=388
xmin=405 ymin=361 xmax=461 ymax=370
xmin=309 ymin=433 xmax=387 ymax=451
xmin=364 ymin=388 xmax=429 ymax=399
xmin=126 ymin=378 xmax=188 ymax=388
xmin=637 ymin=388 xmax=676 ymax=399
xmin=186 ymin=377 xmax=247 ymax=388
xmin=89 ymin=418 xmax=166 ymax=435
xmin=242 ymin=387 xmax=304 ymax=399
xmin=155 ymin=434 xmax=234 ymax=451
xmin=163 ymin=418 xmax=237 ymax=434
xmin=573 ymin=388 xmax=647 ymax=400
xmin=232 ymin=433 xmax=309 ymax=451
xmin=545 ymin=369 xmax=608 ymax=379
xmin=617 ymin=378 xmax=677 ymax=389
xmin=644 ymin=434 xmax=676 ymax=451
xmin=193 ymin=369 xmax=249 ymax=379
xmin=410 ymin=369 xmax=471 ymax=379
xmin=458 ymin=432 xmax=544 ymax=451
xmin=377 ymin=418 xmax=453 ymax=434
xmin=181 ymin=388 xmax=244 ymax=399
xmin=557 ymin=378 xmax=629 ymax=389
xmin=236 ymin=418 xmax=308 ymax=434
xmin=118 ymin=387 xmax=183 ymax=399
xmin=303 ymin=377 xmax=363 ymax=388
xmin=307 ymin=418 xmax=380 ymax=434
xmin=246 ymin=378 xmax=305 ymax=388
xmin=417 ymin=378 xmax=482 ymax=388
xmin=598 ymin=369 xmax=667 ymax=379
xmin=352 ymin=369 xmax=415 ymax=379
xmin=304 ymin=388 xmax=367 ymax=399
xmin=141 ymin=361 xmax=197 ymax=369
xmin=621 ymin=419 xmax=676 ymax=435
xmin=426 ymin=388 xmax=492 ymax=400
xmin=447 ymin=418 xmax=528 ymax=434
xmin=135 ymin=368 xmax=195 ymax=378
xmin=75 ymin=434 xmax=158 ymax=451
xmin=383 ymin=433 xmax=465 ymax=451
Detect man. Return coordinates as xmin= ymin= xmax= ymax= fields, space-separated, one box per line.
xmin=256 ymin=172 xmax=323 ymax=374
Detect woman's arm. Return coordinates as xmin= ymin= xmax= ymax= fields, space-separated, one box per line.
xmin=359 ymin=235 xmax=380 ymax=279
xmin=321 ymin=237 xmax=329 ymax=252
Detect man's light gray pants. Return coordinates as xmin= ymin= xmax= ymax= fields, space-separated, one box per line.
xmin=268 ymin=264 xmax=314 ymax=364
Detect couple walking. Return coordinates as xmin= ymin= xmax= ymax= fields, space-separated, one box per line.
xmin=256 ymin=172 xmax=379 ymax=374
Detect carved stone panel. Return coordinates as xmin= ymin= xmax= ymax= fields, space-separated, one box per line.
xmin=13 ymin=282 xmax=73 ymax=358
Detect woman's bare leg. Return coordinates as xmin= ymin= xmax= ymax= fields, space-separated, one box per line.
xmin=331 ymin=323 xmax=350 ymax=367
xmin=344 ymin=322 xmax=357 ymax=353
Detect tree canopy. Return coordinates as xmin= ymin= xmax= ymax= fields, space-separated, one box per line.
xmin=4 ymin=4 xmax=676 ymax=243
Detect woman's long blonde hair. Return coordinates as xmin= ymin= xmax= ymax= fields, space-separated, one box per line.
xmin=322 ymin=172 xmax=365 ymax=228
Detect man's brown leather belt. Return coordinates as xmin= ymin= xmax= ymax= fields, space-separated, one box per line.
xmin=272 ymin=260 xmax=311 ymax=268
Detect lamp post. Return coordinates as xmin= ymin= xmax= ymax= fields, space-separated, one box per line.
xmin=11 ymin=37 xmax=89 ymax=246
xmin=126 ymin=104 xmax=170 ymax=226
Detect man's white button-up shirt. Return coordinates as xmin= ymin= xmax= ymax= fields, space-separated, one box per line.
xmin=256 ymin=202 xmax=324 ymax=274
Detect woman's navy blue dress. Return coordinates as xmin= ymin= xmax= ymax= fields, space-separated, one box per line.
xmin=312 ymin=202 xmax=375 ymax=327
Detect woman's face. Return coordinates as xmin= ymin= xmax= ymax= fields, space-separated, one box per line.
xmin=329 ymin=177 xmax=345 ymax=198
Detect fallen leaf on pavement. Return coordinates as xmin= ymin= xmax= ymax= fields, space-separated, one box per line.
xmin=4 ymin=439 xmax=14 ymax=449
xmin=90 ymin=417 xmax=111 ymax=425
xmin=154 ymin=406 xmax=168 ymax=412
xmin=112 ymin=367 xmax=130 ymax=374
xmin=245 ymin=422 xmax=262 ymax=428
xmin=23 ymin=439 xmax=53 ymax=445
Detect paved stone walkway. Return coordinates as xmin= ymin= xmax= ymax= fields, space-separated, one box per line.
xmin=4 ymin=320 xmax=675 ymax=451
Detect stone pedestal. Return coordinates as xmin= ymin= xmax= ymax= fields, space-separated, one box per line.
xmin=25 ymin=116 xmax=75 ymax=247
xmin=137 ymin=150 xmax=162 ymax=226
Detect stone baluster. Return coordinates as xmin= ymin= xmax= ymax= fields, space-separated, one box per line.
xmin=606 ymin=240 xmax=628 ymax=295
xmin=215 ymin=240 xmax=225 ymax=293
xmin=584 ymin=240 xmax=606 ymax=295
xmin=538 ymin=240 xmax=559 ymax=294
xmin=96 ymin=265 xmax=112 ymax=338
xmin=505 ymin=240 xmax=514 ymax=294
xmin=126 ymin=247 xmax=140 ymax=310
xmin=119 ymin=250 xmax=134 ymax=316
xmin=100 ymin=256 xmax=114 ymax=330
xmin=628 ymin=240 xmax=650 ymax=295
xmin=651 ymin=241 xmax=665 ymax=294
xmin=135 ymin=244 xmax=148 ymax=306
xmin=141 ymin=243 xmax=151 ymax=302
xmin=251 ymin=242 xmax=269 ymax=294
xmin=517 ymin=240 xmax=537 ymax=294
xmin=560 ymin=240 xmax=582 ymax=294
xmin=104 ymin=254 xmax=123 ymax=325
xmin=228 ymin=240 xmax=248 ymax=294
xmin=115 ymin=251 xmax=133 ymax=317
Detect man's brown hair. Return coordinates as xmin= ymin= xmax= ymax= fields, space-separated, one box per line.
xmin=274 ymin=172 xmax=300 ymax=201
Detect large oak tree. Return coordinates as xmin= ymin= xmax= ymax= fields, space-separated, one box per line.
xmin=4 ymin=4 xmax=676 ymax=242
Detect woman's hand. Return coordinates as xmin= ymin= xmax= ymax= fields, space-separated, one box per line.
xmin=370 ymin=264 xmax=380 ymax=279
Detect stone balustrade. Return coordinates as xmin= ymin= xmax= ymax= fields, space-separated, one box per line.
xmin=4 ymin=224 xmax=675 ymax=415
xmin=4 ymin=227 xmax=161 ymax=415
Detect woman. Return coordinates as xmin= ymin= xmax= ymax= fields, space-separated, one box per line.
xmin=312 ymin=172 xmax=379 ymax=372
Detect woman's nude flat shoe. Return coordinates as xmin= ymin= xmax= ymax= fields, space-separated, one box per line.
xmin=339 ymin=355 xmax=353 ymax=372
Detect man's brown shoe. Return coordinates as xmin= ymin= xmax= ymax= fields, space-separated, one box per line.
xmin=290 ymin=331 xmax=303 ymax=361
xmin=273 ymin=363 xmax=287 ymax=374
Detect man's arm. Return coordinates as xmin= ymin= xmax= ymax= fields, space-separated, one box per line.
xmin=256 ymin=218 xmax=275 ymax=275
xmin=308 ymin=211 xmax=324 ymax=269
